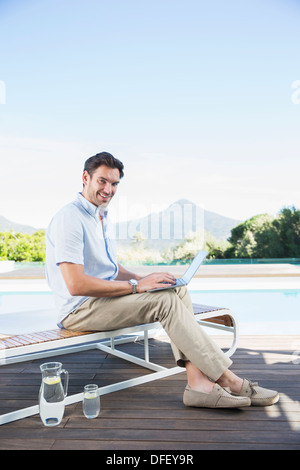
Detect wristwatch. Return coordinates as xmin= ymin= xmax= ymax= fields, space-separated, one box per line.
xmin=128 ymin=279 xmax=138 ymax=294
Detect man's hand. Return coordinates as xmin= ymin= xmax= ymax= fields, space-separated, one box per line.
xmin=116 ymin=263 xmax=176 ymax=293
xmin=136 ymin=272 xmax=176 ymax=293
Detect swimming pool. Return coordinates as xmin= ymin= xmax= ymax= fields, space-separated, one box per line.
xmin=190 ymin=288 xmax=300 ymax=335
xmin=0 ymin=278 xmax=299 ymax=335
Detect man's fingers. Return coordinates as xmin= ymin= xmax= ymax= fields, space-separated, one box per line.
xmin=137 ymin=272 xmax=176 ymax=293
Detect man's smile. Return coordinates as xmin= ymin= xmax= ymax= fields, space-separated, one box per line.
xmin=98 ymin=192 xmax=112 ymax=200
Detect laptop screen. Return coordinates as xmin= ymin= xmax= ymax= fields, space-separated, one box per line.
xmin=181 ymin=250 xmax=208 ymax=283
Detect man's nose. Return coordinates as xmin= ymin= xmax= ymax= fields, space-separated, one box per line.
xmin=103 ymin=182 xmax=112 ymax=193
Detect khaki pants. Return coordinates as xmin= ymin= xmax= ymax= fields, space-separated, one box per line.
xmin=62 ymin=286 xmax=232 ymax=381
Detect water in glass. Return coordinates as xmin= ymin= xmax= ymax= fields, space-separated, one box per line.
xmin=83 ymin=384 xmax=100 ymax=419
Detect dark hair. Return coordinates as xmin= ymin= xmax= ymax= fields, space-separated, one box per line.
xmin=83 ymin=152 xmax=124 ymax=179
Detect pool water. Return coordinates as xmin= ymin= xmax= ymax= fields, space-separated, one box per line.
xmin=190 ymin=289 xmax=300 ymax=335
xmin=0 ymin=291 xmax=57 ymax=335
xmin=0 ymin=291 xmax=55 ymax=314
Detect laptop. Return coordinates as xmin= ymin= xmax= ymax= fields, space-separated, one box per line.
xmin=148 ymin=249 xmax=208 ymax=292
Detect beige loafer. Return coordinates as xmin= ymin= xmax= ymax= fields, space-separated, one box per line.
xmin=233 ymin=378 xmax=279 ymax=407
xmin=183 ymin=384 xmax=251 ymax=409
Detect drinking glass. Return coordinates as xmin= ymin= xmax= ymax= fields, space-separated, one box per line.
xmin=82 ymin=384 xmax=100 ymax=419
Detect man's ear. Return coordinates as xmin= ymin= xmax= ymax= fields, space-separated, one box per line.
xmin=82 ymin=170 xmax=89 ymax=187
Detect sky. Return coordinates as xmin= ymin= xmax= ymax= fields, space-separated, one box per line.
xmin=0 ymin=0 xmax=300 ymax=230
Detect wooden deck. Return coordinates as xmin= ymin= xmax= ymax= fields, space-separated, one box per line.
xmin=0 ymin=334 xmax=299 ymax=451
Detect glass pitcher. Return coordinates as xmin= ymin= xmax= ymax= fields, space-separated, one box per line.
xmin=39 ymin=362 xmax=69 ymax=427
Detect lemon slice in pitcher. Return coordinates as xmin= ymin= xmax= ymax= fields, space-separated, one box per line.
xmin=43 ymin=376 xmax=61 ymax=385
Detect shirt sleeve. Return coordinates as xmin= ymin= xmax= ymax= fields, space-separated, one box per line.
xmin=50 ymin=207 xmax=84 ymax=266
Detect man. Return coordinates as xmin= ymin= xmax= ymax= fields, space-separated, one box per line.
xmin=46 ymin=152 xmax=279 ymax=408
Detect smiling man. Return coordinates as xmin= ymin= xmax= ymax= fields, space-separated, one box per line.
xmin=46 ymin=151 xmax=279 ymax=409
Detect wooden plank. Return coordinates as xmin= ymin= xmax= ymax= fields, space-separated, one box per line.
xmin=202 ymin=315 xmax=233 ymax=327
xmin=50 ymin=439 xmax=299 ymax=451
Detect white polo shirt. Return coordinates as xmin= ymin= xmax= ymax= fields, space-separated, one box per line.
xmin=46 ymin=192 xmax=119 ymax=324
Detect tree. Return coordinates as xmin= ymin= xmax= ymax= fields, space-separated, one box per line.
xmin=273 ymin=207 xmax=300 ymax=257
xmin=172 ymin=230 xmax=204 ymax=262
xmin=227 ymin=214 xmax=272 ymax=258
xmin=227 ymin=207 xmax=300 ymax=258
xmin=131 ymin=232 xmax=146 ymax=250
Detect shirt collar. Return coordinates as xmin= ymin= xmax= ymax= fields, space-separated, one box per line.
xmin=76 ymin=192 xmax=108 ymax=219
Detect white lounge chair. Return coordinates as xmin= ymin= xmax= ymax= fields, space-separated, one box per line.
xmin=0 ymin=303 xmax=238 ymax=426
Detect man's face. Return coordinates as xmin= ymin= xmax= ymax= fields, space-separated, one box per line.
xmin=82 ymin=165 xmax=120 ymax=209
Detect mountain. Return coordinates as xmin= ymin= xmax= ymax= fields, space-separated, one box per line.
xmin=113 ymin=199 xmax=241 ymax=249
xmin=0 ymin=216 xmax=39 ymax=234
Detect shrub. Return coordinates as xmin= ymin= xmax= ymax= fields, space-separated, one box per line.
xmin=0 ymin=230 xmax=46 ymax=262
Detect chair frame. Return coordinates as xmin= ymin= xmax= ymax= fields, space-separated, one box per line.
xmin=0 ymin=303 xmax=238 ymax=426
